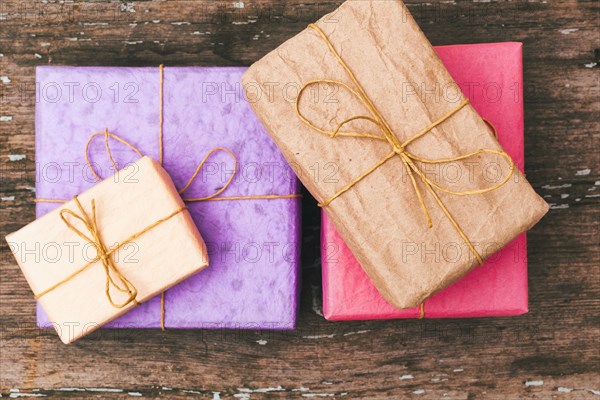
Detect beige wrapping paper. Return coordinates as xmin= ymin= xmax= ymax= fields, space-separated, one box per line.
xmin=6 ymin=156 xmax=209 ymax=343
xmin=242 ymin=0 xmax=548 ymax=309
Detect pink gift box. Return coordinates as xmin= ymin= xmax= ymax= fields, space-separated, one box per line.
xmin=322 ymin=42 xmax=528 ymax=319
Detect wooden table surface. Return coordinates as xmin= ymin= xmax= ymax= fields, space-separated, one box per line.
xmin=1 ymin=0 xmax=598 ymax=398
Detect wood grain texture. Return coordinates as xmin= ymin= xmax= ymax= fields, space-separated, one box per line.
xmin=1 ymin=0 xmax=598 ymax=398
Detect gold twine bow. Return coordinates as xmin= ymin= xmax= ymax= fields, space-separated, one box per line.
xmin=298 ymin=24 xmax=515 ymax=314
xmin=81 ymin=128 xmax=302 ymax=204
xmin=34 ymin=195 xmax=187 ymax=308
xmin=36 ymin=64 xmax=301 ymax=329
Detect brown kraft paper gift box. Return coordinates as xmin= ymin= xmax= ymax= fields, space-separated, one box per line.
xmin=242 ymin=0 xmax=549 ymax=309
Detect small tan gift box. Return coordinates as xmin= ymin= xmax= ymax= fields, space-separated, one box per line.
xmin=6 ymin=156 xmax=209 ymax=343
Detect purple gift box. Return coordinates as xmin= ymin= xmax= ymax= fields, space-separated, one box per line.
xmin=35 ymin=66 xmax=301 ymax=329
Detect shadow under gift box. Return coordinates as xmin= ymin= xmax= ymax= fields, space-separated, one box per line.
xmin=6 ymin=157 xmax=209 ymax=343
xmin=322 ymin=42 xmax=534 ymax=319
xmin=34 ymin=66 xmax=302 ymax=330
xmin=242 ymin=0 xmax=549 ymax=310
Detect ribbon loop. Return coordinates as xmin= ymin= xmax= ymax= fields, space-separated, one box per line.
xmin=178 ymin=147 xmax=238 ymax=201
xmin=85 ymin=128 xmax=143 ymax=181
xmin=296 ymin=79 xmax=387 ymax=141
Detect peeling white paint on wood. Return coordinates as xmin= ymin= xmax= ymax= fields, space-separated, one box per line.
xmin=557 ymin=387 xmax=573 ymax=393
xmin=256 ymin=339 xmax=267 ymax=345
xmin=542 ymin=183 xmax=572 ymax=189
xmin=238 ymin=386 xmax=284 ymax=393
xmin=413 ymin=389 xmax=426 ymax=395
xmin=120 ymin=2 xmax=135 ymax=13
xmin=302 ymin=333 xmax=336 ymax=339
xmin=8 ymin=154 xmax=26 ymax=161
xmin=525 ymin=380 xmax=544 ymax=387
xmin=343 ymin=330 xmax=371 ymax=336
xmin=1 ymin=76 xmax=11 ymax=84
xmin=550 ymin=204 xmax=569 ymax=209
xmin=400 ymin=374 xmax=414 ymax=380
xmin=559 ymin=28 xmax=578 ymax=34
xmin=293 ymin=387 xmax=310 ymax=392
xmin=576 ymin=169 xmax=591 ymax=176
xmin=2 ymin=196 xmax=15 ymax=201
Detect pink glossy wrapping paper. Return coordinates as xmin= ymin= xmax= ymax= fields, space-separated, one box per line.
xmin=322 ymin=42 xmax=528 ymax=319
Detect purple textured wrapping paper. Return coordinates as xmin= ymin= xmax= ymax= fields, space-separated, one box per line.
xmin=35 ymin=66 xmax=301 ymax=329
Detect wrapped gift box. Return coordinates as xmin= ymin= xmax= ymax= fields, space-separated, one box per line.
xmin=35 ymin=66 xmax=301 ymax=330
xmin=243 ymin=0 xmax=548 ymax=309
xmin=7 ymin=157 xmax=209 ymax=343
xmin=322 ymin=42 xmax=530 ymax=319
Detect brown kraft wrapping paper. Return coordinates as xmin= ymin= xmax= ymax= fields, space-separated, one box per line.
xmin=242 ymin=0 xmax=549 ymax=309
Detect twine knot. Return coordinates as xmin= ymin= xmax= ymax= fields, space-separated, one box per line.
xmin=58 ymin=195 xmax=139 ymax=309
xmin=393 ymin=145 xmax=405 ymax=155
